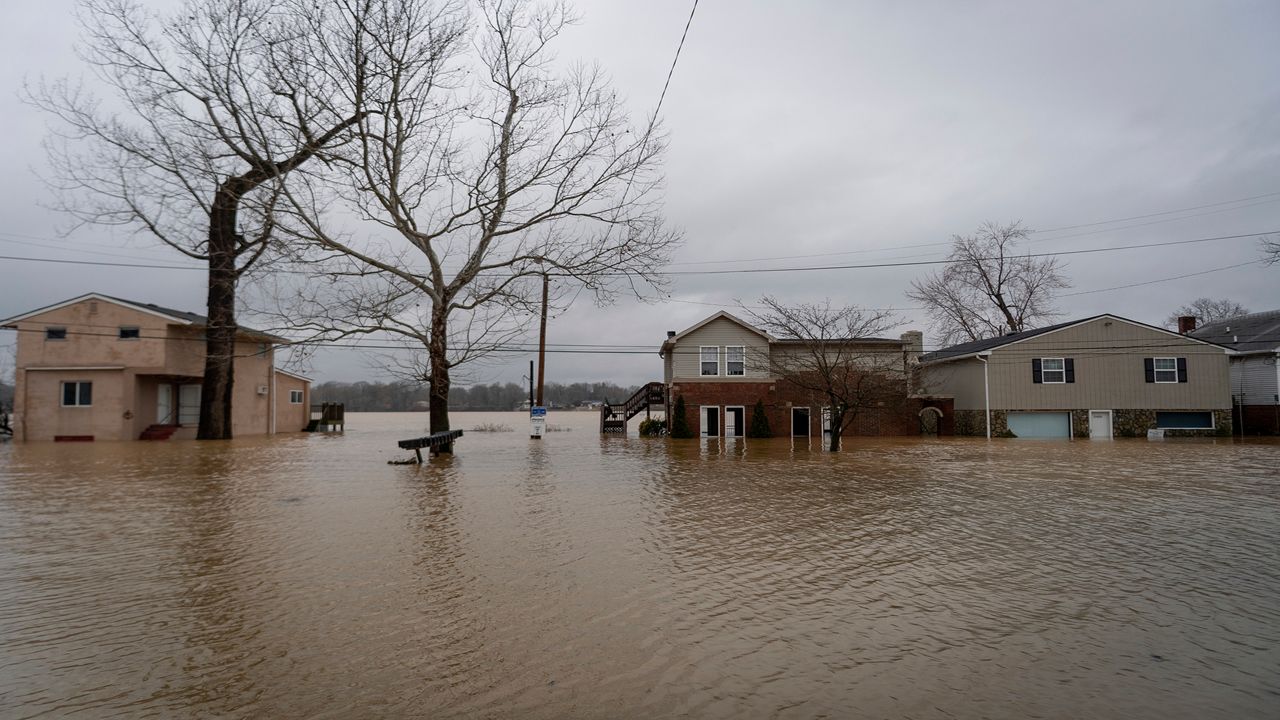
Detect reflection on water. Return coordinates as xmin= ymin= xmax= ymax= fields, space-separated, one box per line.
xmin=1 ymin=412 xmax=1277 ymax=718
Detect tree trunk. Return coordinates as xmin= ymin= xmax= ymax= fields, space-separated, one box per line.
xmin=427 ymin=305 xmax=453 ymax=452
xmin=197 ymin=182 xmax=243 ymax=440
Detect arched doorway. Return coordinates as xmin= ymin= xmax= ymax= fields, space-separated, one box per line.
xmin=919 ymin=406 xmax=943 ymax=436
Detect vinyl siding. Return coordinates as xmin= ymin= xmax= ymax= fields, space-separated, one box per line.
xmin=670 ymin=317 xmax=771 ymax=380
xmin=1231 ymin=354 xmax=1279 ymax=405
xmin=923 ymin=317 xmax=1230 ymax=410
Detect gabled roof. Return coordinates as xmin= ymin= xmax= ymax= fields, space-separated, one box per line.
xmin=0 ymin=293 xmax=285 ymax=342
xmin=920 ymin=313 xmax=1231 ymax=364
xmin=1190 ymin=309 xmax=1280 ymax=354
xmin=659 ymin=311 xmax=775 ymax=355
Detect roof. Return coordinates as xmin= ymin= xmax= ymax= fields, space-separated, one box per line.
xmin=1190 ymin=309 xmax=1280 ymax=354
xmin=274 ymin=368 xmax=312 ymax=383
xmin=0 ymin=292 xmax=286 ymax=343
xmin=659 ymin=311 xmax=775 ymax=356
xmin=920 ymin=313 xmax=1231 ymax=363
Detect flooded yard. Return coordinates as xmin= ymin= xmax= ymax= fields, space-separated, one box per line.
xmin=1 ymin=412 xmax=1277 ymax=718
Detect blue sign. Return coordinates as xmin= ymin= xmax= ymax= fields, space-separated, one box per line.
xmin=531 ymin=406 xmax=547 ymax=417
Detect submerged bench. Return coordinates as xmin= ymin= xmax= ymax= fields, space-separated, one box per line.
xmin=397 ymin=429 xmax=464 ymax=463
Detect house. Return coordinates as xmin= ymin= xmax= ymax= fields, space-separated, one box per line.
xmin=917 ymin=314 xmax=1232 ymax=438
xmin=657 ymin=311 xmax=947 ymax=437
xmin=1 ymin=293 xmax=311 ymax=441
xmin=1189 ymin=310 xmax=1280 ymax=435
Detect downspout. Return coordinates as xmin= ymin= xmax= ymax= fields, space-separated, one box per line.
xmin=977 ymin=352 xmax=992 ymax=440
xmin=269 ymin=345 xmax=276 ymax=435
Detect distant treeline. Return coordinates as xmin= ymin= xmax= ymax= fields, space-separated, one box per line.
xmin=311 ymin=380 xmax=640 ymax=412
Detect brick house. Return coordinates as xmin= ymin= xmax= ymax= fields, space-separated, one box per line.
xmin=657 ymin=312 xmax=950 ymax=438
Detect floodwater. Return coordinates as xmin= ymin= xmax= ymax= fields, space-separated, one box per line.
xmin=1 ymin=412 xmax=1277 ymax=719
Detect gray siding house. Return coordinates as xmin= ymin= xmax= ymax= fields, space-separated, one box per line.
xmin=1191 ymin=309 xmax=1280 ymax=435
xmin=918 ymin=314 xmax=1232 ymax=438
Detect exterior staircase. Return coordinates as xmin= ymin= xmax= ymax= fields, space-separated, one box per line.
xmin=600 ymin=382 xmax=665 ymax=433
xmin=139 ymin=424 xmax=180 ymax=441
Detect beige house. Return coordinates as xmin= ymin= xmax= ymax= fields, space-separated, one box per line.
xmin=1 ymin=293 xmax=310 ymax=441
xmin=918 ymin=314 xmax=1232 ymax=438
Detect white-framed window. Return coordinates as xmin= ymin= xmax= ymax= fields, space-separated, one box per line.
xmin=1153 ymin=357 xmax=1178 ymax=383
xmin=61 ymin=381 xmax=92 ymax=407
xmin=726 ymin=346 xmax=745 ymax=376
xmin=1041 ymin=358 xmax=1066 ymax=383
xmin=700 ymin=346 xmax=719 ymax=376
xmin=119 ymin=326 xmax=140 ymax=340
xmin=289 ymin=390 xmax=304 ymax=404
xmin=46 ymin=327 xmax=67 ymax=341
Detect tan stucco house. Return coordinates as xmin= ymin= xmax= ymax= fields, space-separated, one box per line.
xmin=1 ymin=293 xmax=310 ymax=441
xmin=918 ymin=314 xmax=1233 ymax=438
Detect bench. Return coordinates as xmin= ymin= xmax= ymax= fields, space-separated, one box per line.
xmin=397 ymin=429 xmax=464 ymax=463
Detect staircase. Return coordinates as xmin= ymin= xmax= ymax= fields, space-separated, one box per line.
xmin=139 ymin=424 xmax=179 ymax=441
xmin=600 ymin=382 xmax=666 ymax=433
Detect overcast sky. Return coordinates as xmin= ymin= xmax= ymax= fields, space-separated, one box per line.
xmin=2 ymin=0 xmax=1278 ymax=387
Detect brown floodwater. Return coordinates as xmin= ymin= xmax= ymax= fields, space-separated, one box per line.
xmin=1 ymin=412 xmax=1277 ymax=719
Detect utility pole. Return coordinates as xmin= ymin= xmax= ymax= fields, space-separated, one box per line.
xmin=536 ymin=272 xmax=549 ymax=406
xmin=528 ymin=360 xmax=534 ymax=409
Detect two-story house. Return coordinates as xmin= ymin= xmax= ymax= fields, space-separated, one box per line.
xmin=917 ymin=314 xmax=1232 ymax=438
xmin=1 ymin=293 xmax=310 ymax=441
xmin=1190 ymin=309 xmax=1280 ymax=435
xmin=657 ymin=311 xmax=946 ymax=438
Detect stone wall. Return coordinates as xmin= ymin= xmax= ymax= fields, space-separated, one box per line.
xmin=1108 ymin=409 xmax=1231 ymax=437
xmin=953 ymin=409 xmax=1008 ymax=437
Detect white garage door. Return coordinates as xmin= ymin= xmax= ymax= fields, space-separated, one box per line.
xmin=1007 ymin=412 xmax=1072 ymax=439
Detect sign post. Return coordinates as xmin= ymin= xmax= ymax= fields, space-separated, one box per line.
xmin=530 ymin=406 xmax=546 ymax=439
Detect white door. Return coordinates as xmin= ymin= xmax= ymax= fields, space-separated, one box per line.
xmin=724 ymin=406 xmax=744 ymax=437
xmin=1089 ymin=410 xmax=1112 ymax=439
xmin=821 ymin=407 xmax=832 ymax=436
xmin=178 ymin=384 xmax=202 ymax=426
xmin=157 ymin=384 xmax=174 ymax=424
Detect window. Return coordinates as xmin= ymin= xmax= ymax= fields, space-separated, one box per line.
xmin=289 ymin=390 xmax=304 ymax=404
xmin=1041 ymin=358 xmax=1065 ymax=383
xmin=726 ymin=346 xmax=745 ymax=376
xmin=1153 ymin=357 xmax=1177 ymax=383
xmin=61 ymin=381 xmax=92 ymax=407
xmin=700 ymin=346 xmax=719 ymax=376
xmin=119 ymin=326 xmax=140 ymax=340
xmin=1155 ymin=411 xmax=1212 ymax=429
xmin=46 ymin=327 xmax=67 ymax=340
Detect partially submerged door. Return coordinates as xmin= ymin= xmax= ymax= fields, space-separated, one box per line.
xmin=157 ymin=384 xmax=174 ymax=424
xmin=724 ymin=406 xmax=745 ymax=437
xmin=700 ymin=406 xmax=720 ymax=437
xmin=1089 ymin=410 xmax=1112 ymax=439
xmin=791 ymin=407 xmax=810 ymax=437
xmin=178 ymin=384 xmax=201 ymax=426
xmin=1006 ymin=411 xmax=1071 ymax=439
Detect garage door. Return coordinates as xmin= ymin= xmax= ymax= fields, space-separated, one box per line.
xmin=1006 ymin=412 xmax=1071 ymax=439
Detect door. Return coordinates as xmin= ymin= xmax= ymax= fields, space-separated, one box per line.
xmin=1089 ymin=410 xmax=1112 ymax=439
xmin=1006 ymin=411 xmax=1072 ymax=439
xmin=724 ymin=406 xmax=745 ymax=437
xmin=791 ymin=407 xmax=810 ymax=437
xmin=157 ymin=384 xmax=174 ymax=425
xmin=700 ymin=406 xmax=720 ymax=437
xmin=821 ymin=407 xmax=832 ymax=437
xmin=178 ymin=384 xmax=202 ymax=426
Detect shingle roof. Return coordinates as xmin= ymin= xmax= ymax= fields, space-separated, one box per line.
xmin=1190 ymin=309 xmax=1280 ymax=353
xmin=102 ymin=295 xmax=209 ymax=324
xmin=919 ymin=316 xmax=1102 ymax=362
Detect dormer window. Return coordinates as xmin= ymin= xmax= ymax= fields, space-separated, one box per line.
xmin=45 ymin=327 xmax=67 ymax=341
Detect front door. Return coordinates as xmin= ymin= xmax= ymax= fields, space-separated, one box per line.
xmin=157 ymin=384 xmax=174 ymax=424
xmin=724 ymin=406 xmax=745 ymax=437
xmin=1089 ymin=410 xmax=1112 ymax=439
xmin=791 ymin=407 xmax=810 ymax=437
xmin=700 ymin=406 xmax=720 ymax=437
xmin=178 ymin=384 xmax=201 ymax=426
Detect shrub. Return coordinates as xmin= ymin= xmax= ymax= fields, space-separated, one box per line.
xmin=470 ymin=422 xmax=513 ymax=432
xmin=638 ymin=418 xmax=666 ymax=437
xmin=668 ymin=395 xmax=695 ymax=438
xmin=747 ymin=399 xmax=772 ymax=438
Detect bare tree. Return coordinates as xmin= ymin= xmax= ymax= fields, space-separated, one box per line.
xmin=1263 ymin=235 xmax=1280 ymax=265
xmin=27 ymin=0 xmax=372 ymax=438
xmin=1165 ymin=297 xmax=1250 ymax=329
xmin=746 ymin=296 xmax=903 ymax=452
xmin=907 ymin=221 xmax=1070 ymax=345
xmin=279 ymin=0 xmax=680 ymax=445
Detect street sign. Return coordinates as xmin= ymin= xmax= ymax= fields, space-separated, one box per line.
xmin=530 ymin=406 xmax=546 ymax=438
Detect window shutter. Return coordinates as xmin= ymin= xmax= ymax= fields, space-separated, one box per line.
xmin=1177 ymin=357 xmax=1187 ymax=383
xmin=1064 ymin=358 xmax=1075 ymax=384
xmin=1032 ymin=358 xmax=1042 ymax=384
xmin=1144 ymin=358 xmax=1155 ymax=383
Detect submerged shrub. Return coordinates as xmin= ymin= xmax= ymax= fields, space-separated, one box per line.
xmin=747 ymin=399 xmax=772 ymax=438
xmin=669 ymin=395 xmax=695 ymax=439
xmin=639 ymin=418 xmax=666 ymax=437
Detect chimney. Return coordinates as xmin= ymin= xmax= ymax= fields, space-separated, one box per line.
xmin=899 ymin=330 xmax=924 ymax=362
xmin=666 ymin=330 xmax=676 ymax=338
xmin=1177 ymin=315 xmax=1197 ymax=334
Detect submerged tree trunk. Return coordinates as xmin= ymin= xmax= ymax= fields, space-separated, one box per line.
xmin=427 ymin=306 xmax=453 ymax=452
xmin=197 ymin=181 xmax=245 ymax=440
xmin=829 ymin=406 xmax=844 ymax=452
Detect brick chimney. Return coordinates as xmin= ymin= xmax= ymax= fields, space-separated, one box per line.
xmin=1177 ymin=315 xmax=1197 ymax=334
